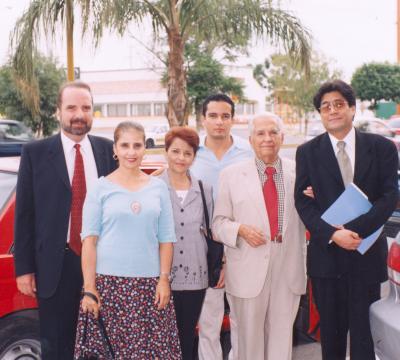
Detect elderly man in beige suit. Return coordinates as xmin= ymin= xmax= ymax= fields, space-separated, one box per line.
xmin=212 ymin=113 xmax=307 ymax=360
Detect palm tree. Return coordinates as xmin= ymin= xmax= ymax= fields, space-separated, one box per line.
xmin=11 ymin=0 xmax=312 ymax=127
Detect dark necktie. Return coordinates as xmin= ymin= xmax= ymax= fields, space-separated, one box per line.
xmin=263 ymin=167 xmax=279 ymax=240
xmin=69 ymin=144 xmax=86 ymax=256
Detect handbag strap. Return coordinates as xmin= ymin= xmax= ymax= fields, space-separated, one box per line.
xmin=198 ymin=180 xmax=212 ymax=239
xmin=98 ymin=314 xmax=115 ymax=359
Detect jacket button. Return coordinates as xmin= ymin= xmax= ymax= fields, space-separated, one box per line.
xmin=179 ymin=264 xmax=183 ymax=268
xmin=180 ymin=250 xmax=183 ymax=254
xmin=180 ymin=236 xmax=184 ymax=240
xmin=180 ymin=209 xmax=184 ymax=212
xmin=181 ymin=222 xmax=184 ymax=226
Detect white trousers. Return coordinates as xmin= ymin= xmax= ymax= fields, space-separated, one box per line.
xmin=227 ymin=243 xmax=301 ymax=360
xmin=198 ymin=287 xmax=238 ymax=360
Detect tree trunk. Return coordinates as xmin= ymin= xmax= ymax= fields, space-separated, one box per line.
xmin=166 ymin=26 xmax=188 ymax=127
xmin=195 ymin=105 xmax=202 ymax=131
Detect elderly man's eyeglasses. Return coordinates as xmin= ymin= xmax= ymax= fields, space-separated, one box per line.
xmin=319 ymin=99 xmax=347 ymax=114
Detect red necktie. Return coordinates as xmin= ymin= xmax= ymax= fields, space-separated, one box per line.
xmin=69 ymin=144 xmax=86 ymax=256
xmin=263 ymin=167 xmax=279 ymax=240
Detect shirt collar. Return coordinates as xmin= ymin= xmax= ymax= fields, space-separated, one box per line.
xmin=255 ymin=157 xmax=282 ymax=174
xmin=328 ymin=127 xmax=355 ymax=152
xmin=60 ymin=131 xmax=91 ymax=154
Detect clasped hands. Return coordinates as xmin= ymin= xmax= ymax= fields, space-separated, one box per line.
xmin=303 ymin=186 xmax=362 ymax=251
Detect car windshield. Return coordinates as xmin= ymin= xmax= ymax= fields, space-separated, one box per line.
xmin=147 ymin=125 xmax=167 ymax=133
xmin=0 ymin=122 xmax=34 ymax=141
xmin=0 ymin=172 xmax=17 ymax=210
xmin=355 ymin=120 xmax=394 ymax=137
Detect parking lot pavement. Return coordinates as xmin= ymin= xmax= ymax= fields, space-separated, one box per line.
xmin=293 ymin=342 xmax=322 ymax=360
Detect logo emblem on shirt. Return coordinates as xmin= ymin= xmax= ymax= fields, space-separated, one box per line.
xmin=131 ymin=201 xmax=141 ymax=214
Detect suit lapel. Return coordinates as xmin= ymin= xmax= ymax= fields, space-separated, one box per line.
xmin=281 ymin=158 xmax=294 ymax=238
xmin=48 ymin=134 xmax=70 ymax=191
xmin=242 ymin=161 xmax=270 ymax=235
xmin=353 ymin=130 xmax=372 ymax=185
xmin=316 ymin=133 xmax=343 ymax=186
xmin=89 ymin=135 xmax=107 ymax=176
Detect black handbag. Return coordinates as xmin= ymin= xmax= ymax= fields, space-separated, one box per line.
xmin=78 ymin=293 xmax=115 ymax=360
xmin=198 ymin=180 xmax=224 ymax=288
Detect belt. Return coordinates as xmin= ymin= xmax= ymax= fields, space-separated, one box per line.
xmin=65 ymin=243 xmax=70 ymax=251
xmin=271 ymin=234 xmax=282 ymax=243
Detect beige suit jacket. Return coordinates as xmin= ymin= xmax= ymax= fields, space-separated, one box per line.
xmin=212 ymin=157 xmax=307 ymax=299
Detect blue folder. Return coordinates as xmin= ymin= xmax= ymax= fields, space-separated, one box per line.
xmin=321 ymin=183 xmax=382 ymax=254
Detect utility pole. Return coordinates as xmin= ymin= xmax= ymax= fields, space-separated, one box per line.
xmin=398 ymin=0 xmax=400 ymax=62
xmin=66 ymin=0 xmax=74 ymax=81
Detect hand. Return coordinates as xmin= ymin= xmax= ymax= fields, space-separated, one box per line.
xmin=82 ymin=289 xmax=101 ymax=319
xmin=16 ymin=273 xmax=36 ymax=297
xmin=154 ymin=277 xmax=170 ymax=310
xmin=331 ymin=229 xmax=362 ymax=250
xmin=303 ymin=186 xmax=315 ymax=199
xmin=238 ymin=224 xmax=266 ymax=247
xmin=151 ymin=167 xmax=166 ymax=176
xmin=213 ymin=266 xmax=225 ymax=289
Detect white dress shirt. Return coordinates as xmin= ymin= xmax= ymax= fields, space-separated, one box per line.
xmin=328 ymin=127 xmax=356 ymax=174
xmin=61 ymin=131 xmax=98 ymax=242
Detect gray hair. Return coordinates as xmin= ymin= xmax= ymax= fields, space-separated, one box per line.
xmin=114 ymin=121 xmax=146 ymax=143
xmin=248 ymin=112 xmax=285 ymax=135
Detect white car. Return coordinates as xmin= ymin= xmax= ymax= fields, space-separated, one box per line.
xmin=145 ymin=124 xmax=169 ymax=148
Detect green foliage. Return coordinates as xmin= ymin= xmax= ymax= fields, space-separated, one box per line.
xmin=351 ymin=63 xmax=400 ymax=109
xmin=264 ymin=53 xmax=341 ymax=117
xmin=186 ymin=45 xmax=244 ymax=118
xmin=0 ymin=54 xmax=65 ymax=136
xmin=10 ymin=0 xmax=312 ymax=126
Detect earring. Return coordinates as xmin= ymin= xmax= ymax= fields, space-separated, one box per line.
xmin=113 ymin=154 xmax=118 ymax=161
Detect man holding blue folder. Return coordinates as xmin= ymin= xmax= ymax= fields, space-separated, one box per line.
xmin=295 ymin=80 xmax=398 ymax=360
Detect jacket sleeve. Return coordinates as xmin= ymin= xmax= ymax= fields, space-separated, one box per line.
xmin=345 ymin=139 xmax=399 ymax=237
xmin=14 ymin=145 xmax=36 ymax=276
xmin=294 ymin=145 xmax=337 ymax=247
xmin=212 ymin=169 xmax=241 ymax=248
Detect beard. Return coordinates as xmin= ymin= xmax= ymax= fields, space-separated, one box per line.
xmin=61 ymin=117 xmax=92 ymax=136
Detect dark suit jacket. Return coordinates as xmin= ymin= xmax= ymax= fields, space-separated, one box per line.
xmin=14 ymin=133 xmax=116 ymax=298
xmin=295 ymin=130 xmax=398 ymax=284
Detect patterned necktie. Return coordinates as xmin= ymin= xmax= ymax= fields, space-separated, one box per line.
xmin=69 ymin=144 xmax=86 ymax=256
xmin=337 ymin=141 xmax=353 ymax=186
xmin=263 ymin=167 xmax=279 ymax=240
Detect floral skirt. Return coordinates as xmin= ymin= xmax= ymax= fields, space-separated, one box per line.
xmin=74 ymin=275 xmax=182 ymax=359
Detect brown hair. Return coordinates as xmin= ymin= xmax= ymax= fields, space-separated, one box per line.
xmin=57 ymin=81 xmax=93 ymax=109
xmin=165 ymin=127 xmax=200 ymax=154
xmin=114 ymin=121 xmax=145 ymax=144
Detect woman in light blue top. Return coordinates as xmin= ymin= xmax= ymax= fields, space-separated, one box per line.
xmin=74 ymin=121 xmax=181 ymax=359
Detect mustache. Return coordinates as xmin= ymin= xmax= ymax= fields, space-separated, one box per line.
xmin=70 ymin=118 xmax=86 ymax=124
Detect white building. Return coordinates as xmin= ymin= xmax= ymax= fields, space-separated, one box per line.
xmin=81 ymin=65 xmax=268 ymax=129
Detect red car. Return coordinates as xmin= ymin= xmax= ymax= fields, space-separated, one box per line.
xmin=0 ymin=157 xmax=319 ymax=359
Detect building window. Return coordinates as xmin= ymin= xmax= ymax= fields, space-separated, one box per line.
xmin=236 ymin=103 xmax=244 ymax=115
xmin=131 ymin=103 xmax=151 ymax=116
xmin=108 ymin=104 xmax=127 ymax=117
xmin=245 ymin=103 xmax=255 ymax=115
xmin=154 ymin=103 xmax=167 ymax=116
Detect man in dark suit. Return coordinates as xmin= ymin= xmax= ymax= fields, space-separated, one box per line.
xmin=295 ymin=80 xmax=398 ymax=360
xmin=14 ymin=81 xmax=116 ymax=360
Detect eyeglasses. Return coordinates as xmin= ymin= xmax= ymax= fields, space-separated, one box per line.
xmin=319 ymin=99 xmax=347 ymax=114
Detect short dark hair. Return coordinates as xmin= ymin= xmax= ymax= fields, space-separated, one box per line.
xmin=57 ymin=81 xmax=93 ymax=109
xmin=165 ymin=127 xmax=200 ymax=155
xmin=313 ymin=80 xmax=356 ymax=112
xmin=202 ymin=94 xmax=235 ymax=117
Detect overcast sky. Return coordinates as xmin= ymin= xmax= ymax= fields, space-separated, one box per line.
xmin=0 ymin=0 xmax=396 ymax=80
